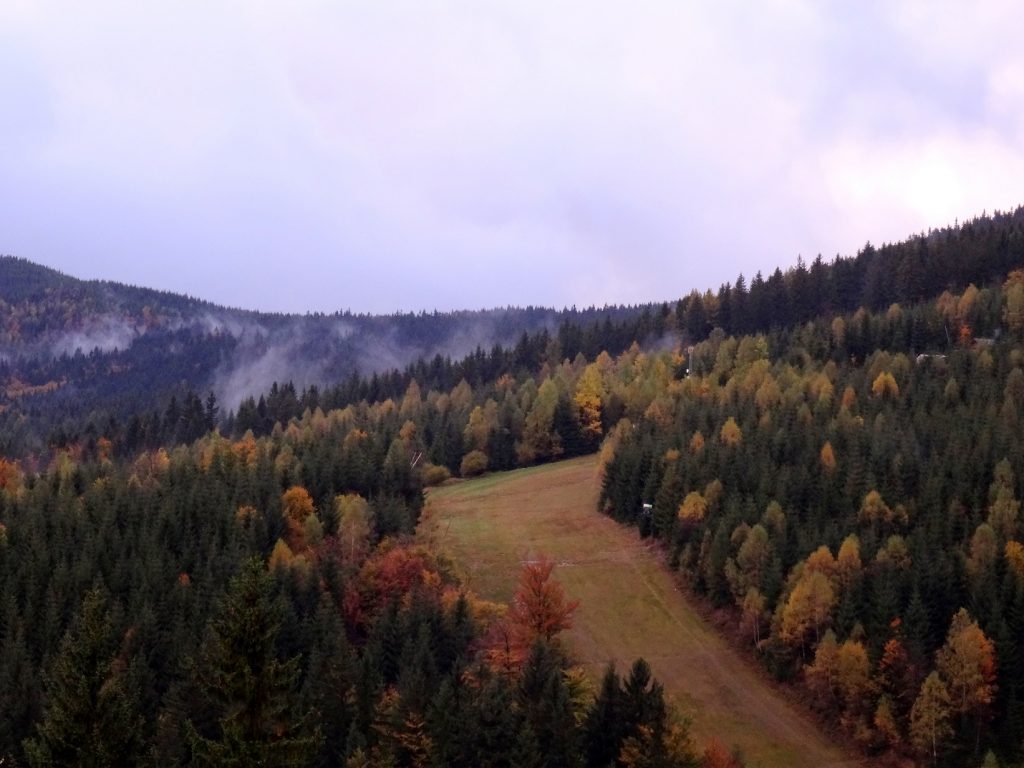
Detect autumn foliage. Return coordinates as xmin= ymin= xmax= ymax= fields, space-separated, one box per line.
xmin=511 ymin=557 xmax=577 ymax=635
xmin=871 ymin=371 xmax=900 ymax=399
xmin=0 ymin=457 xmax=23 ymax=494
xmin=492 ymin=556 xmax=579 ymax=667
xmin=281 ymin=485 xmax=318 ymax=552
xmin=701 ymin=738 xmax=743 ymax=768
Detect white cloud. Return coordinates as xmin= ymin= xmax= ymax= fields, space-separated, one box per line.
xmin=0 ymin=2 xmax=1022 ymax=312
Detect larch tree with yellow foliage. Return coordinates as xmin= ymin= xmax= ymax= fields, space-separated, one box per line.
xmin=677 ymin=491 xmax=708 ymax=528
xmin=1003 ymin=269 xmax=1024 ymax=335
xmin=871 ymin=372 xmax=900 ymax=399
xmin=573 ymin=362 xmax=606 ymax=443
xmin=911 ymin=672 xmax=953 ymax=764
xmin=719 ymin=417 xmax=742 ymax=447
xmin=779 ymin=570 xmax=836 ymax=655
xmin=935 ymin=608 xmax=997 ymax=732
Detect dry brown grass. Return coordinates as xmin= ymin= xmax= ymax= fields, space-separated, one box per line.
xmin=423 ymin=455 xmax=861 ymax=768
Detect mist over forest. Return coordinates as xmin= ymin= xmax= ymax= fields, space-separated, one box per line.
xmin=0 ymin=255 xmax=655 ymax=452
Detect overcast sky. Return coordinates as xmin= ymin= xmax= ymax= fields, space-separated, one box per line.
xmin=2 ymin=2 xmax=1022 ymax=314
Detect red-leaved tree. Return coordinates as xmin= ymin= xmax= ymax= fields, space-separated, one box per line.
xmin=507 ymin=556 xmax=579 ymax=661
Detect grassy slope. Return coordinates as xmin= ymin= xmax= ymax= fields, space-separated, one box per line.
xmin=422 ymin=455 xmax=859 ymax=768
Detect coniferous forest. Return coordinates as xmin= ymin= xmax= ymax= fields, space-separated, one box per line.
xmin=2 ymin=208 xmax=1024 ymax=766
xmin=0 ymin=404 xmax=703 ymax=767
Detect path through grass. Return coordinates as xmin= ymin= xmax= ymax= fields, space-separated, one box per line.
xmin=423 ymin=456 xmax=858 ymax=768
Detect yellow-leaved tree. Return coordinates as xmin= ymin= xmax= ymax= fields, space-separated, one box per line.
xmin=779 ymin=569 xmax=836 ymax=654
xmin=334 ymin=493 xmax=372 ymax=568
xmin=871 ymin=372 xmax=900 ymax=399
xmin=966 ymin=524 xmax=998 ymax=591
xmin=677 ymin=491 xmax=708 ymax=527
xmin=835 ymin=534 xmax=862 ymax=590
xmin=573 ymin=362 xmax=606 ymax=442
xmin=719 ymin=417 xmax=742 ymax=447
xmin=987 ymin=459 xmax=1020 ymax=541
xmin=463 ymin=401 xmax=498 ymax=452
xmin=935 ymin=608 xmax=997 ymax=728
xmin=1003 ymin=269 xmax=1024 ymax=335
xmin=517 ymin=378 xmax=562 ymax=464
xmin=910 ymin=671 xmax=953 ymax=764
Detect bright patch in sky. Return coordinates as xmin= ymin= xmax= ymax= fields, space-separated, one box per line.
xmin=1 ymin=1 xmax=1022 ymax=313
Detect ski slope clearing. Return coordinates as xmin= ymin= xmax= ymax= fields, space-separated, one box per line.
xmin=423 ymin=455 xmax=859 ymax=768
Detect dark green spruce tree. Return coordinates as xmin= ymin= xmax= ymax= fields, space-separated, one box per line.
xmin=23 ymin=588 xmax=144 ymax=768
xmin=186 ymin=558 xmax=321 ymax=767
xmin=583 ymin=664 xmax=624 ymax=768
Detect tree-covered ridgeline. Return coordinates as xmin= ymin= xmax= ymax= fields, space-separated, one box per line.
xmin=600 ymin=272 xmax=1024 ymax=765
xmin=22 ymin=241 xmax=1022 ymax=477
xmin=5 ymin=205 xmax=1024 ymax=461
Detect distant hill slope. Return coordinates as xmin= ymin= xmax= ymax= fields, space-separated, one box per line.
xmin=0 ymin=255 xmax=635 ymax=363
xmin=0 ymin=256 xmax=645 ymax=367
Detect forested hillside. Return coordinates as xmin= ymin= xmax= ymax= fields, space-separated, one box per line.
xmin=0 ymin=401 xmax=713 ymax=766
xmin=600 ymin=271 xmax=1024 ymax=765
xmin=2 ymin=207 xmax=1024 ymax=766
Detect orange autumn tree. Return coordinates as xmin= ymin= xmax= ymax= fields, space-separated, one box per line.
xmin=819 ymin=441 xmax=837 ymax=473
xmin=282 ymin=485 xmax=315 ymax=522
xmin=877 ymin=622 xmax=917 ymax=721
xmin=344 ymin=543 xmax=447 ymax=630
xmin=505 ymin=556 xmax=579 ymax=664
xmin=281 ymin=485 xmax=317 ymax=551
xmin=701 ymin=738 xmax=743 ymax=768
xmin=0 ymin=457 xmax=24 ymax=496
xmin=719 ymin=417 xmax=742 ymax=447
xmin=677 ymin=491 xmax=708 ymax=529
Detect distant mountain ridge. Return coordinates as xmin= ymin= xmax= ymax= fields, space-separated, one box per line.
xmin=0 ymin=255 xmax=650 ymax=454
xmin=3 ymin=204 xmax=1024 ymax=456
xmin=0 ymin=255 xmax=641 ymax=359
